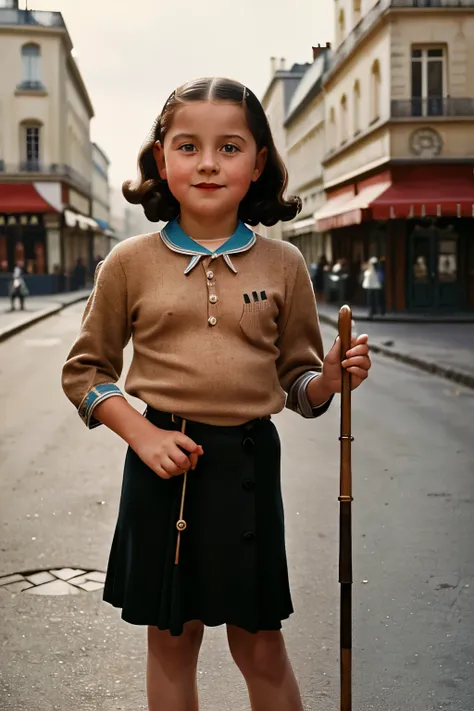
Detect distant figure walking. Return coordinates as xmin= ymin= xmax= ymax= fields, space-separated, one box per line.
xmin=311 ymin=254 xmax=329 ymax=303
xmin=362 ymin=257 xmax=383 ymax=318
xmin=9 ymin=261 xmax=29 ymax=311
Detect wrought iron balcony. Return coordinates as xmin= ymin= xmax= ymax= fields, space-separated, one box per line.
xmin=0 ymin=162 xmax=91 ymax=192
xmin=0 ymin=8 xmax=65 ymax=28
xmin=16 ymin=80 xmax=46 ymax=92
xmin=391 ymin=97 xmax=474 ymax=117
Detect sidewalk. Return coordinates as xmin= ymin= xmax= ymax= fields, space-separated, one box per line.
xmin=318 ymin=302 xmax=474 ymax=388
xmin=0 ymin=290 xmax=90 ymax=342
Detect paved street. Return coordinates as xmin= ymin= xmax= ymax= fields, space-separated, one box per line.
xmin=0 ymin=302 xmax=473 ymax=711
xmin=318 ymin=303 xmax=474 ymax=382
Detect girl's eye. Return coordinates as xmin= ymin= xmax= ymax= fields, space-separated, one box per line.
xmin=221 ymin=144 xmax=239 ymax=154
xmin=179 ymin=144 xmax=195 ymax=152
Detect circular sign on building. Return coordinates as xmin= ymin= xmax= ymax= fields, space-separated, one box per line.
xmin=410 ymin=128 xmax=443 ymax=158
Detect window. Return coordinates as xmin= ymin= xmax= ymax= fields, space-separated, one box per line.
xmin=21 ymin=44 xmax=42 ymax=90
xmin=341 ymin=94 xmax=348 ymax=144
xmin=353 ymin=0 xmax=361 ymax=26
xmin=338 ymin=9 xmax=346 ymax=42
xmin=353 ymin=80 xmax=361 ymax=135
xmin=411 ymin=47 xmax=445 ymax=116
xmin=328 ymin=107 xmax=336 ymax=150
xmin=371 ymin=60 xmax=381 ymax=123
xmin=21 ymin=121 xmax=41 ymax=171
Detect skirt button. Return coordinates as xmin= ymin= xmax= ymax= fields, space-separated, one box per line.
xmin=242 ymin=530 xmax=256 ymax=542
xmin=242 ymin=437 xmax=254 ymax=452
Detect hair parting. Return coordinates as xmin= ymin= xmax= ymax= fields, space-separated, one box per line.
xmin=122 ymin=77 xmax=301 ymax=226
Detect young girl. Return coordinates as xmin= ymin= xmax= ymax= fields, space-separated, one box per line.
xmin=62 ymin=77 xmax=371 ymax=711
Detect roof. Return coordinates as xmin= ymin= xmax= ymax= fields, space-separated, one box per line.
xmin=285 ymin=50 xmax=331 ymax=125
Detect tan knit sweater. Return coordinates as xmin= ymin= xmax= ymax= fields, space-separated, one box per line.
xmin=62 ymin=230 xmax=329 ymax=427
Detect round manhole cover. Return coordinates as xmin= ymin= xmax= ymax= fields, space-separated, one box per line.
xmin=0 ymin=569 xmax=105 ymax=595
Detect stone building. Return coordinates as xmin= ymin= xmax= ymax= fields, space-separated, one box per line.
xmin=314 ymin=0 xmax=474 ymax=313
xmin=0 ymin=2 xmax=110 ymax=294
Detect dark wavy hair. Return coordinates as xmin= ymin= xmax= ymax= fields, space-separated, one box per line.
xmin=122 ymin=77 xmax=301 ymax=226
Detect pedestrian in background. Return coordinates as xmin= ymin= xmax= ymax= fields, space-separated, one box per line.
xmin=362 ymin=256 xmax=383 ymax=318
xmin=62 ymin=77 xmax=371 ymax=711
xmin=311 ymin=253 xmax=329 ymax=303
xmin=9 ymin=261 xmax=28 ymax=311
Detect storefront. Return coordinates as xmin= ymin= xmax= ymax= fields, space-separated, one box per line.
xmin=314 ymin=165 xmax=474 ymax=313
xmin=282 ymin=215 xmax=332 ymax=268
xmin=0 ymin=182 xmax=63 ymax=295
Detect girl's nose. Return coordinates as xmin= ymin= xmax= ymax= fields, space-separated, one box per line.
xmin=197 ymin=151 xmax=219 ymax=174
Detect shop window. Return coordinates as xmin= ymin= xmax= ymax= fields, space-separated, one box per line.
xmin=371 ymin=60 xmax=381 ymax=123
xmin=20 ymin=120 xmax=42 ymax=171
xmin=20 ymin=44 xmax=44 ymax=91
xmin=353 ymin=80 xmax=361 ymax=135
xmin=411 ymin=47 xmax=445 ymax=117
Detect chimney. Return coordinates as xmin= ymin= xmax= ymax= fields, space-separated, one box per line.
xmin=280 ymin=57 xmax=286 ymax=70
xmin=270 ymin=56 xmax=277 ymax=75
xmin=312 ymin=42 xmax=331 ymax=60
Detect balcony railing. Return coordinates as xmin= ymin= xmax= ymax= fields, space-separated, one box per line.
xmin=0 ymin=8 xmax=65 ymax=28
xmin=16 ymin=80 xmax=46 ymax=92
xmin=391 ymin=97 xmax=474 ymax=117
xmin=0 ymin=162 xmax=91 ymax=193
xmin=325 ymin=0 xmax=474 ymax=80
xmin=391 ymin=0 xmax=474 ymax=7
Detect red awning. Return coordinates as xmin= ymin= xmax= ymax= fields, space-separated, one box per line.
xmin=314 ymin=185 xmax=356 ymax=232
xmin=323 ymin=178 xmax=392 ymax=230
xmin=371 ymin=177 xmax=474 ymax=220
xmin=0 ymin=184 xmax=59 ymax=214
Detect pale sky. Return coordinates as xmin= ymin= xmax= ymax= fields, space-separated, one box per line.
xmin=31 ymin=0 xmax=334 ymax=189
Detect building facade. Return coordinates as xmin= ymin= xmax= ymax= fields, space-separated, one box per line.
xmin=260 ymin=58 xmax=310 ymax=242
xmin=282 ymin=46 xmax=333 ymax=266
xmin=314 ymin=0 xmax=474 ymax=313
xmin=0 ymin=3 xmax=108 ymax=294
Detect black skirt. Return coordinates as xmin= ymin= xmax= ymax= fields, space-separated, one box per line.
xmin=103 ymin=407 xmax=294 ymax=636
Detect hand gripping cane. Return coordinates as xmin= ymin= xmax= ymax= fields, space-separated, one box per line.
xmin=338 ymin=305 xmax=353 ymax=711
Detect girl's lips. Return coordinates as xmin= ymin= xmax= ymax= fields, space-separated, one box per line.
xmin=193 ymin=184 xmax=224 ymax=190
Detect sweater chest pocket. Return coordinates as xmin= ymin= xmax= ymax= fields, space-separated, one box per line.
xmin=239 ymin=295 xmax=278 ymax=347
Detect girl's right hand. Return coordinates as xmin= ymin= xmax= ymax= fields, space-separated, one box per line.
xmin=132 ymin=422 xmax=204 ymax=480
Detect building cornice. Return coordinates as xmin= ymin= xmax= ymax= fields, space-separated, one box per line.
xmin=324 ymin=0 xmax=474 ymax=89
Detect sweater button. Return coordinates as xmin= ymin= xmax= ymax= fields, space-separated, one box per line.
xmin=211 ymin=253 xmax=218 ymax=260
xmin=209 ymin=294 xmax=218 ymax=304
xmin=208 ymin=316 xmax=217 ymax=326
xmin=206 ymin=270 xmax=214 ymax=280
xmin=242 ymin=478 xmax=255 ymax=491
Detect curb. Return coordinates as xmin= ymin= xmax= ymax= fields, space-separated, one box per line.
xmin=0 ymin=295 xmax=89 ymax=344
xmin=318 ymin=313 xmax=474 ymax=391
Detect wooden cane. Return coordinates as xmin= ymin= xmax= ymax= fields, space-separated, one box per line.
xmin=338 ymin=305 xmax=353 ymax=711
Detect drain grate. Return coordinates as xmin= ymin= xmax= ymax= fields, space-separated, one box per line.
xmin=0 ymin=568 xmax=106 ymax=596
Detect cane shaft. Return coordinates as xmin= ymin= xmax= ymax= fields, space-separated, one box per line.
xmin=338 ymin=305 xmax=353 ymax=711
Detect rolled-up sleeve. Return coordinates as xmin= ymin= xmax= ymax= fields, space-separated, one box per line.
xmin=277 ymin=253 xmax=333 ymax=419
xmin=61 ymin=248 xmax=131 ymax=428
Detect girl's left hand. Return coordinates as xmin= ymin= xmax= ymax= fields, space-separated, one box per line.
xmin=322 ymin=334 xmax=371 ymax=393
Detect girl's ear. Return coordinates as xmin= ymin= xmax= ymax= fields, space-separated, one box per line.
xmin=252 ymin=146 xmax=268 ymax=182
xmin=153 ymin=141 xmax=167 ymax=180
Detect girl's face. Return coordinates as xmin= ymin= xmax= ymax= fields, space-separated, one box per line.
xmin=154 ymin=101 xmax=267 ymax=221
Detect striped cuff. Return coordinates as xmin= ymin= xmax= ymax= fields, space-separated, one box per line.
xmin=78 ymin=384 xmax=124 ymax=429
xmin=287 ymin=371 xmax=333 ymax=419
